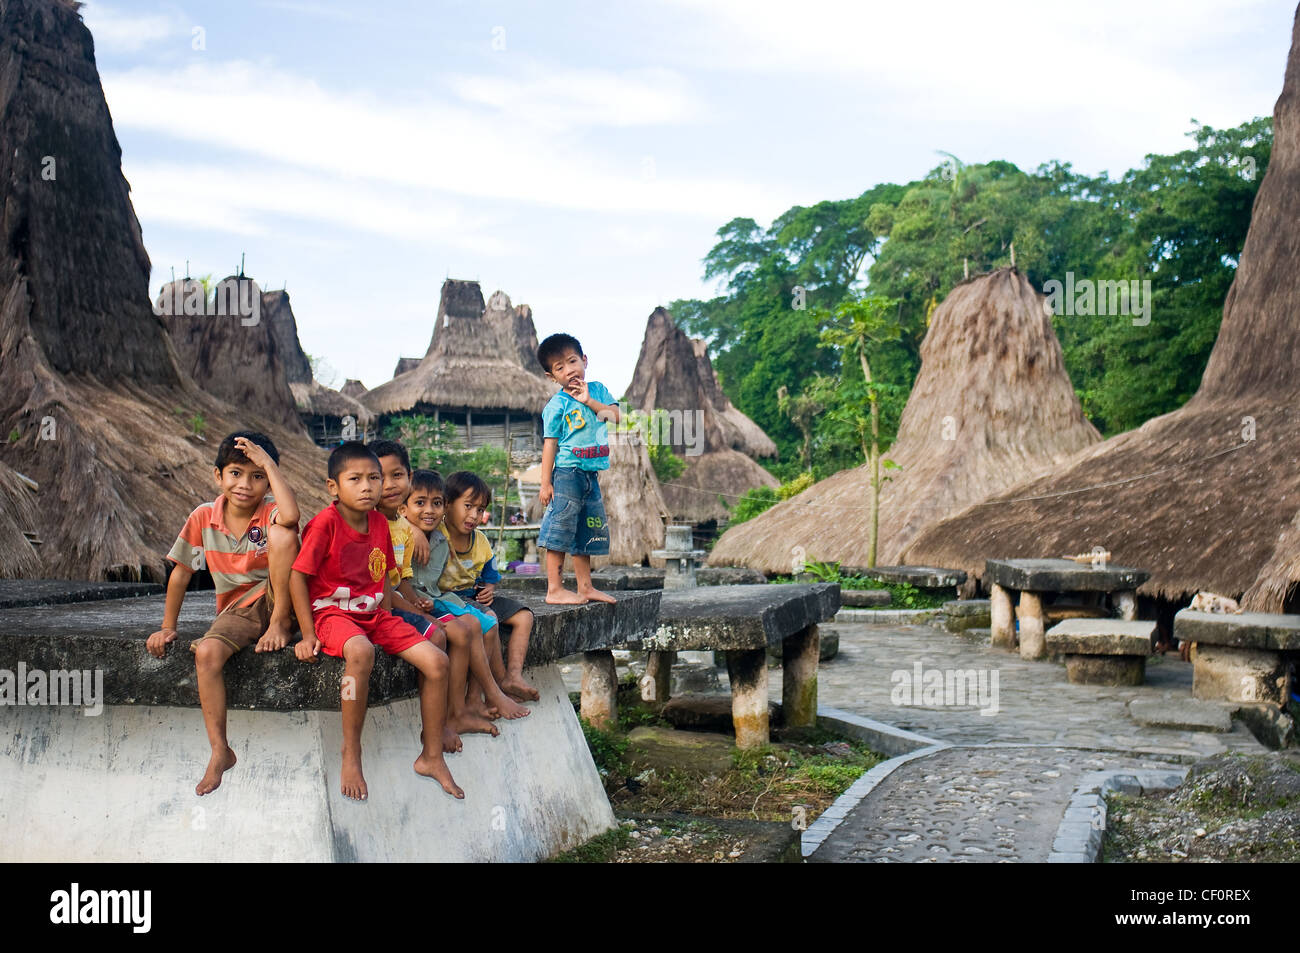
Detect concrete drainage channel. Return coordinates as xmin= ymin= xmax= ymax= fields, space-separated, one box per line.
xmin=1046 ymin=768 xmax=1188 ymax=863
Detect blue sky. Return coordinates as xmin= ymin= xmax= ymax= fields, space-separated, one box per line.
xmin=84 ymin=0 xmax=1294 ymax=396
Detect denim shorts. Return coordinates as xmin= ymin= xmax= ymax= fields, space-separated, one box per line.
xmin=538 ymin=467 xmax=610 ymax=556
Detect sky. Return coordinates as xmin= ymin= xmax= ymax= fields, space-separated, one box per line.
xmin=83 ymin=0 xmax=1295 ymax=397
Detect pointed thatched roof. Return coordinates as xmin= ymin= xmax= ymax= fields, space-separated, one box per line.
xmin=393 ymin=357 xmax=421 ymax=378
xmin=157 ymin=276 xmax=304 ymax=431
xmin=341 ymin=379 xmax=368 ymax=399
xmin=0 ymin=0 xmax=330 ymax=581
xmin=364 ymin=279 xmax=556 ymax=416
xmin=905 ymin=8 xmax=1300 ymax=610
xmin=709 ymin=268 xmax=1102 ymax=573
xmin=258 ymin=290 xmax=373 ymax=426
xmin=0 ymin=462 xmax=42 ymax=578
xmin=484 ymin=291 xmax=545 ymax=378
xmin=625 ymin=307 xmax=778 ymax=522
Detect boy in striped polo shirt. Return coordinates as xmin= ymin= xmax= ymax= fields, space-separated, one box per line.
xmin=146 ymin=431 xmax=301 ymax=796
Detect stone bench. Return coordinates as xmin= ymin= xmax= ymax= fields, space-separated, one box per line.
xmin=840 ymin=565 xmax=967 ymax=590
xmin=578 ymin=583 xmax=840 ymax=749
xmin=0 ymin=587 xmax=659 ymax=862
xmin=1045 ymin=619 xmax=1154 ymax=685
xmin=1174 ymin=609 xmax=1300 ymax=708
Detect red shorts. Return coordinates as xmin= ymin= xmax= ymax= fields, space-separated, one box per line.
xmin=313 ymin=610 xmax=428 ymax=658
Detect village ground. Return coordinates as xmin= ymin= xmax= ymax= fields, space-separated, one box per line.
xmin=560 ymin=619 xmax=1273 ymax=862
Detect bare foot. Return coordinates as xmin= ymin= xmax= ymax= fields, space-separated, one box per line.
xmin=415 ymin=752 xmax=464 ymax=799
xmin=442 ymin=724 xmax=463 ymax=754
xmin=341 ymin=749 xmax=368 ymax=801
xmin=489 ymin=690 xmax=531 ymax=719
xmin=545 ymin=588 xmax=587 ymax=605
xmin=500 ymin=672 xmax=541 ymax=702
xmin=196 ymin=746 xmax=237 ymax=796
xmin=450 ymin=712 xmax=501 ymax=737
xmin=578 ymin=586 xmax=617 ymax=604
xmin=466 ymin=697 xmax=500 ymax=721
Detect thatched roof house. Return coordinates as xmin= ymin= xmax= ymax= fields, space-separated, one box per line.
xmin=625 ymin=308 xmax=778 ymax=523
xmin=260 ymin=290 xmax=374 ymax=445
xmin=0 ymin=0 xmax=330 ymax=580
xmin=340 ymin=379 xmax=368 ymax=399
xmin=364 ymin=279 xmax=556 ymax=451
xmin=905 ymin=8 xmax=1300 ymax=611
xmin=595 ymin=431 xmax=670 ymax=566
xmin=0 ymin=462 xmax=41 ymax=578
xmin=709 ymin=268 xmax=1101 ymax=573
xmin=393 ymin=357 xmax=421 ymax=378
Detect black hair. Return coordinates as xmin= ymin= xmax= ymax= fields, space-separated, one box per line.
xmin=328 ymin=441 xmax=380 ymax=481
xmin=410 ymin=469 xmax=445 ymax=496
xmin=215 ymin=431 xmax=279 ymax=470
xmin=537 ymin=333 xmax=584 ymax=374
xmin=444 ymin=470 xmax=491 ymax=509
xmin=367 ymin=438 xmax=410 ymax=474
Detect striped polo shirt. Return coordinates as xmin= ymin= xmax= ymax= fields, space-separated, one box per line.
xmin=167 ymin=495 xmax=281 ymax=614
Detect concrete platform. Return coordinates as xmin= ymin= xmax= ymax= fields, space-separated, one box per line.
xmin=0 ymin=579 xmax=164 ymax=609
xmin=0 ymin=588 xmax=661 ymax=861
xmin=0 ymin=666 xmax=612 ymax=862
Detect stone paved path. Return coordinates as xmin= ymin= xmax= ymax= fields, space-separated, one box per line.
xmin=559 ymin=619 xmax=1268 ymax=862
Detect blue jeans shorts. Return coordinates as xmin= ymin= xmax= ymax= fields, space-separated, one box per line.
xmin=538 ymin=467 xmax=610 ymax=556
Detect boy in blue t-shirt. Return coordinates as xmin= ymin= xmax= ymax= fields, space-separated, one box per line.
xmin=536 ymin=333 xmax=619 ymax=605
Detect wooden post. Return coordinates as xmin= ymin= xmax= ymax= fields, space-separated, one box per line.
xmin=990 ymin=584 xmax=1015 ymax=649
xmin=727 ymin=649 xmax=769 ymax=749
xmin=782 ymin=624 xmax=820 ymax=728
xmin=1017 ymin=591 xmax=1046 ymax=660
xmin=465 ymin=409 xmax=473 ymax=446
xmin=580 ymin=650 xmax=618 ymax=728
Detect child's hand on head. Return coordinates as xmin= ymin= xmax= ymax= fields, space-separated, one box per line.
xmin=233 ymin=436 xmax=273 ymax=470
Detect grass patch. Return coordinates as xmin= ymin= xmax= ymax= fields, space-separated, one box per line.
xmin=549 ymin=826 xmax=633 ymax=863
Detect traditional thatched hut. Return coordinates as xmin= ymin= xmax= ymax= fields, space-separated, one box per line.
xmin=708 ymin=267 xmax=1102 ymax=573
xmin=259 ymin=290 xmax=374 ymax=445
xmin=625 ymin=308 xmax=778 ymax=523
xmin=392 ymin=357 xmax=421 ymax=378
xmin=364 ymin=279 xmax=556 ymax=451
xmin=905 ymin=8 xmax=1300 ymax=611
xmin=0 ymin=0 xmax=330 ymax=580
xmin=0 ymin=462 xmax=42 ymax=578
xmin=340 ymin=379 xmax=368 ymax=399
xmin=595 ymin=431 xmax=670 ymax=566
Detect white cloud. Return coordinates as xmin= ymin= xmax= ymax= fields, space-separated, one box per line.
xmin=100 ymin=60 xmax=799 ymax=221
xmin=80 ymin=2 xmax=189 ymax=54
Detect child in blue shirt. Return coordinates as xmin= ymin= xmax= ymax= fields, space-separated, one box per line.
xmin=536 ymin=333 xmax=619 ymax=605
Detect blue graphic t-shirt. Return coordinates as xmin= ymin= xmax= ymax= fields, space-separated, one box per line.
xmin=542 ymin=380 xmax=614 ymax=471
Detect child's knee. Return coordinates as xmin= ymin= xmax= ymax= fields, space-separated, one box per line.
xmin=445 ymin=618 xmax=471 ymax=647
xmin=343 ymin=637 xmax=375 ymax=668
xmin=193 ymin=638 xmax=229 ymax=672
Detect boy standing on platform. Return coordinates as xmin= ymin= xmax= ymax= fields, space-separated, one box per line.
xmin=536 ymin=333 xmax=619 ymax=605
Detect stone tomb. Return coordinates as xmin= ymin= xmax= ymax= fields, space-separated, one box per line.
xmin=580 ymin=583 xmax=840 ymax=748
xmin=1044 ymin=618 xmax=1154 ymax=686
xmin=0 ymin=588 xmax=659 ymax=862
xmin=986 ymin=558 xmax=1150 ymax=660
xmin=1174 ymin=609 xmax=1300 ymax=708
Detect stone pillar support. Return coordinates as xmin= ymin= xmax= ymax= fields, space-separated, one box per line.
xmin=642 ymin=650 xmax=675 ymax=704
xmin=580 ymin=650 xmax=618 ymax=728
xmin=1114 ymin=589 xmax=1138 ymax=621
xmin=782 ymin=624 xmax=820 ymax=728
xmin=990 ymin=584 xmax=1015 ymax=649
xmin=1017 ymin=591 xmax=1047 ymax=660
xmin=726 ymin=649 xmax=770 ymax=749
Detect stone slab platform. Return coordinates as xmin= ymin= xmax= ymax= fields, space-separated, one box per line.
xmin=1045 ymin=619 xmax=1155 ymax=655
xmin=0 ymin=589 xmax=660 ymax=710
xmin=842 ymin=565 xmax=966 ymax=588
xmin=0 ymin=579 xmax=164 ymax=609
xmin=641 ymin=583 xmax=840 ymax=651
xmin=1174 ymin=608 xmax=1300 ymax=651
xmin=985 ymin=558 xmax=1149 ymax=592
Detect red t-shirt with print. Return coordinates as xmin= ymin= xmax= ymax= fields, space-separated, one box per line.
xmin=291 ymin=503 xmax=394 ymax=630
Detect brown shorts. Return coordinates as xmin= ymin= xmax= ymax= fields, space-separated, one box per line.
xmin=191 ymin=587 xmax=295 ymax=654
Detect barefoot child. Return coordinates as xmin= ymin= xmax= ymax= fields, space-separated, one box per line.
xmin=146 ymin=432 xmax=300 ymax=796
xmin=436 ymin=471 xmax=540 ymax=703
xmin=290 ymin=441 xmax=462 ymax=801
xmin=536 ymin=332 xmax=619 ymax=605
xmin=404 ymin=468 xmax=534 ymax=721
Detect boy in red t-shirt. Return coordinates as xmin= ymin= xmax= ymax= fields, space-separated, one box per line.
xmin=290 ymin=442 xmax=462 ymax=801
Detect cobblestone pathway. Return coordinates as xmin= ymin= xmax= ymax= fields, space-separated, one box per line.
xmin=797 ymin=623 xmax=1265 ymax=862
